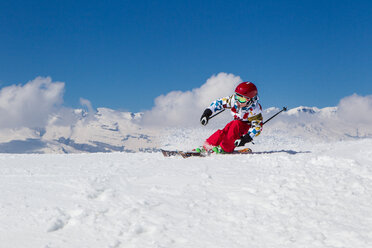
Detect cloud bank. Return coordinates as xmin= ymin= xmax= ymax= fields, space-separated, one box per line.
xmin=0 ymin=77 xmax=65 ymax=129
xmin=142 ymin=72 xmax=242 ymax=127
xmin=337 ymin=94 xmax=372 ymax=125
xmin=335 ymin=94 xmax=372 ymax=137
xmin=1 ymin=74 xmax=371 ymax=148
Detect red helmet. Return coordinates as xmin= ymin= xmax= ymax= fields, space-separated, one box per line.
xmin=235 ymin=82 xmax=258 ymax=98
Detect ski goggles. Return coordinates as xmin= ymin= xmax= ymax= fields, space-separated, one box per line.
xmin=235 ymin=94 xmax=250 ymax=103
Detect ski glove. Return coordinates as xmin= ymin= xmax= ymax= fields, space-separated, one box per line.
xmin=234 ymin=134 xmax=253 ymax=147
xmin=200 ymin=109 xmax=213 ymax=126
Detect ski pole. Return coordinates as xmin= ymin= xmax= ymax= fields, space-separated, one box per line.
xmin=209 ymin=106 xmax=287 ymax=123
xmin=246 ymin=106 xmax=286 ymax=145
xmin=209 ymin=109 xmax=226 ymax=120
xmin=263 ymin=107 xmax=287 ymax=125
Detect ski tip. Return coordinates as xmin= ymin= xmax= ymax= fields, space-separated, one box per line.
xmin=161 ymin=149 xmax=206 ymax=158
xmin=235 ymin=148 xmax=253 ymax=154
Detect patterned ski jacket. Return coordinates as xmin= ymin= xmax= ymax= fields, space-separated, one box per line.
xmin=208 ymin=95 xmax=263 ymax=139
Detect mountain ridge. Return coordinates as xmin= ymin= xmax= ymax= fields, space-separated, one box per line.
xmin=0 ymin=105 xmax=370 ymax=154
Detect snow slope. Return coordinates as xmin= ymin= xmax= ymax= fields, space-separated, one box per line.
xmin=1 ymin=138 xmax=372 ymax=248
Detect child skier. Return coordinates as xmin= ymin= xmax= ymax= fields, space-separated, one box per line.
xmin=196 ymin=81 xmax=263 ymax=154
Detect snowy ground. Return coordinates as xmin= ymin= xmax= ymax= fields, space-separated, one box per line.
xmin=1 ymin=138 xmax=372 ymax=248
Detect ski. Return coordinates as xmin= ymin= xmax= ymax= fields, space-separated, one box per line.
xmin=161 ymin=149 xmax=206 ymax=158
xmin=161 ymin=147 xmax=252 ymax=158
xmin=233 ymin=147 xmax=253 ymax=154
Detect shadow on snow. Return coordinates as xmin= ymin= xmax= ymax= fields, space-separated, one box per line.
xmin=251 ymin=150 xmax=311 ymax=155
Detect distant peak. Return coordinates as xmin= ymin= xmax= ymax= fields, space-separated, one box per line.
xmin=287 ymin=106 xmax=320 ymax=115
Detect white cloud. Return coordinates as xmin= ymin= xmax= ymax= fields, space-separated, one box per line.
xmin=334 ymin=94 xmax=372 ymax=137
xmin=337 ymin=94 xmax=372 ymax=124
xmin=79 ymin=97 xmax=97 ymax=120
xmin=0 ymin=77 xmax=65 ymax=129
xmin=142 ymin=72 xmax=242 ymax=127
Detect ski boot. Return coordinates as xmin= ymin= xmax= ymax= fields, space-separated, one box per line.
xmin=193 ymin=146 xmax=207 ymax=154
xmin=211 ymin=145 xmax=227 ymax=154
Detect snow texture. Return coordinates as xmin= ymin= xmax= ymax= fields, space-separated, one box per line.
xmin=1 ymin=137 xmax=372 ymax=247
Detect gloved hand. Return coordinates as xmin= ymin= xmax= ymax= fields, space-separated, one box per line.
xmin=200 ymin=109 xmax=213 ymax=126
xmin=234 ymin=134 xmax=253 ymax=147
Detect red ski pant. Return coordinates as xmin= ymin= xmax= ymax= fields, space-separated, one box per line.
xmin=205 ymin=120 xmax=251 ymax=153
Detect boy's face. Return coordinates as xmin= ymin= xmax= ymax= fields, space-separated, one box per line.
xmin=237 ymin=101 xmax=248 ymax=108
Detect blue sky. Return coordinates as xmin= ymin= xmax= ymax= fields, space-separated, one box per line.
xmin=1 ymin=0 xmax=371 ymax=112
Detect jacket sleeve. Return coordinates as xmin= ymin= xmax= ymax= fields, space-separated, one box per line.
xmin=207 ymin=95 xmax=234 ymax=114
xmin=246 ymin=105 xmax=263 ymax=139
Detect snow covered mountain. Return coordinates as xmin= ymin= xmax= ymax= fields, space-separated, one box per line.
xmin=0 ymin=107 xmax=158 ymax=154
xmin=0 ymin=104 xmax=371 ymax=154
